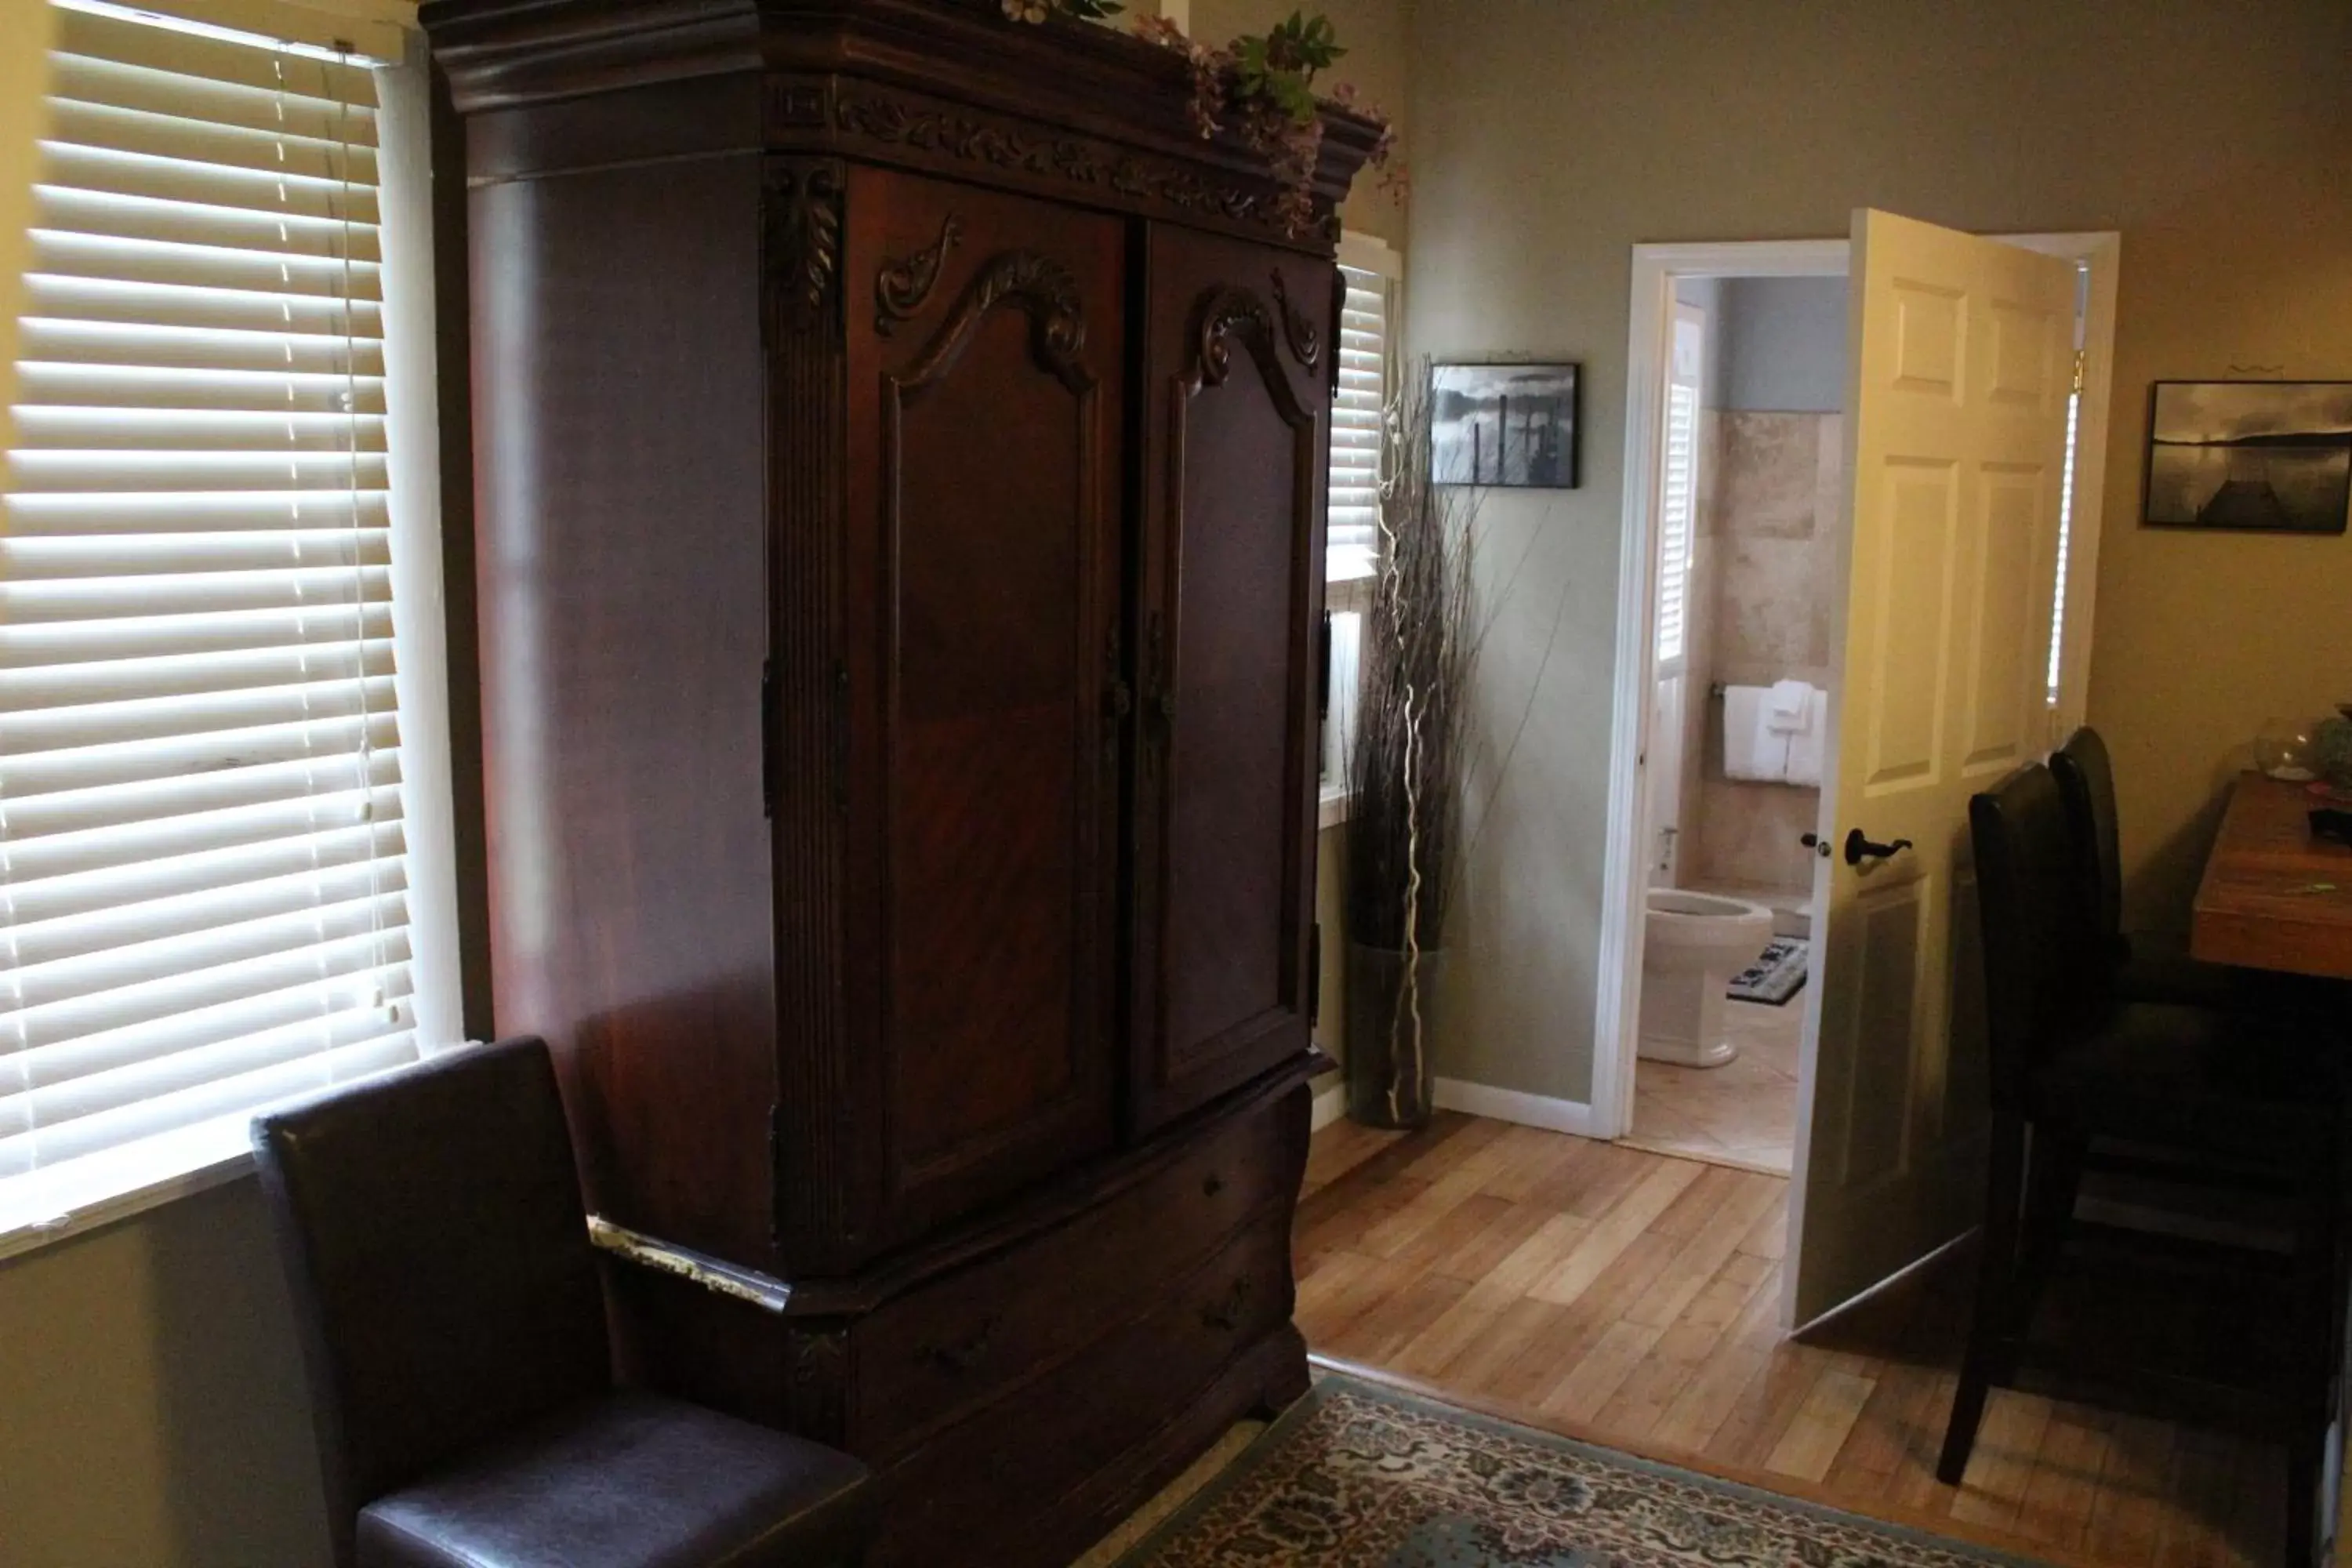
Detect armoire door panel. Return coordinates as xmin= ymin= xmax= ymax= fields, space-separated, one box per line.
xmin=1165 ymin=339 xmax=1297 ymax=1054
xmin=841 ymin=167 xmax=1123 ymax=1250
xmin=1131 ymin=228 xmax=1332 ymax=1134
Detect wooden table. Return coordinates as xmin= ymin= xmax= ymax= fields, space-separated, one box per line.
xmin=2190 ymin=771 xmax=2352 ymax=979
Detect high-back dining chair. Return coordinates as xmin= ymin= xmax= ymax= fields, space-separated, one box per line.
xmin=250 ymin=1036 xmax=876 ymax=1568
xmin=1943 ymin=763 xmax=2343 ymax=1566
xmin=2049 ymin=725 xmax=2235 ymax=1007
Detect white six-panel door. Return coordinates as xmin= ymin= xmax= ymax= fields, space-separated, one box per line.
xmin=1786 ymin=211 xmax=2078 ymax=1327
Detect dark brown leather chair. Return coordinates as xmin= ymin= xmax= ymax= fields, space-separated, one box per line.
xmin=251 ymin=1036 xmax=875 ymax=1568
xmin=1940 ymin=763 xmax=2343 ymax=1566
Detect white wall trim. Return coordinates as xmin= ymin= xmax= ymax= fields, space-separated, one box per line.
xmin=376 ymin=45 xmax=465 ymax=1054
xmin=1317 ymin=782 xmax=1354 ymax=833
xmin=1338 ymin=230 xmax=1404 ymax=279
xmin=1432 ymin=1079 xmax=1596 ymax=1138
xmin=1593 ymin=239 xmax=1852 ymax=1145
xmin=1311 ymin=1081 xmax=1347 ymax=1132
xmin=0 ymin=1145 xmax=254 ymax=1267
xmin=1624 ymin=239 xmax=1853 ymax=278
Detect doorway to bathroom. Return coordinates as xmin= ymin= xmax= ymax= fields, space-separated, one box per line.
xmin=1625 ymin=270 xmax=1848 ymax=1178
xmin=1593 ymin=225 xmax=2122 ymax=1327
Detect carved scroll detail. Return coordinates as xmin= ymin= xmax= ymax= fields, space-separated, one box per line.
xmin=900 ymin=249 xmax=1091 ymax=394
xmin=1270 ymin=269 xmax=1321 ymax=369
xmin=762 ymin=156 xmax=845 ymax=340
xmin=875 ymin=214 xmax=964 ymax=337
xmin=1194 ymin=286 xmax=1279 ymax=390
xmin=836 ymin=90 xmax=1308 ymax=237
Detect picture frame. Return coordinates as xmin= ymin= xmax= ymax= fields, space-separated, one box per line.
xmin=2143 ymin=379 xmax=2352 ymax=535
xmin=1431 ymin=361 xmax=1581 ymax=488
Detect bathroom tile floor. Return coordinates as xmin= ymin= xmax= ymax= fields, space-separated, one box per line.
xmin=1625 ymin=999 xmax=1802 ymax=1175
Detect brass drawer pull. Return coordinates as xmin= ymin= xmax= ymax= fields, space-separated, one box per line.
xmin=919 ymin=1314 xmax=998 ymax=1375
xmin=1200 ymin=1275 xmax=1252 ymax=1333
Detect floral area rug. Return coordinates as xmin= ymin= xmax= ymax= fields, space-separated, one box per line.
xmin=1111 ymin=1375 xmax=2049 ymax=1568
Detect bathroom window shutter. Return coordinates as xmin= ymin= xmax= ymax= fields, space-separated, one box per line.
xmin=0 ymin=3 xmax=420 ymax=1232
xmin=1655 ymin=305 xmax=1705 ymax=675
xmin=1327 ymin=263 xmax=1388 ymax=583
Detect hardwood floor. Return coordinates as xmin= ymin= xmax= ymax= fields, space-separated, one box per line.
xmin=1297 ymin=1112 xmax=2301 ymax=1567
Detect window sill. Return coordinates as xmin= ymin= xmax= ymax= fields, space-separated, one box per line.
xmin=0 ymin=1127 xmax=256 ymax=1266
xmin=0 ymin=1044 xmax=478 ymax=1265
xmin=1319 ymin=783 xmax=1354 ymax=832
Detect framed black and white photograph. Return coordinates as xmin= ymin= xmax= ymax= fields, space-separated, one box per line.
xmin=2144 ymin=380 xmax=2352 ymax=534
xmin=1432 ymin=361 xmax=1581 ymax=488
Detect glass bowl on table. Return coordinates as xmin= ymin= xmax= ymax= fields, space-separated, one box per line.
xmin=2256 ymin=717 xmax=2318 ymax=782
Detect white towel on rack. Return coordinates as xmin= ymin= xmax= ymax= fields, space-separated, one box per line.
xmin=1765 ymin=678 xmax=1813 ymax=733
xmin=1723 ymin=685 xmax=1792 ymax=782
xmin=1783 ymin=689 xmax=1831 ymax=786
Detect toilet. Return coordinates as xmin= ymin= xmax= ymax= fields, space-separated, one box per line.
xmin=1639 ymin=889 xmax=1775 ymax=1068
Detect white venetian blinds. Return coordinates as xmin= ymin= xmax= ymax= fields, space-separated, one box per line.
xmin=1328 ymin=263 xmax=1388 ymax=583
xmin=0 ymin=2 xmax=418 ymax=1230
xmin=1655 ymin=384 xmax=1697 ymax=670
xmin=1655 ymin=304 xmax=1705 ymax=674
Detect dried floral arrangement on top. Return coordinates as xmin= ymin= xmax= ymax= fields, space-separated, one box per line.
xmin=1000 ymin=2 xmax=1403 ymax=234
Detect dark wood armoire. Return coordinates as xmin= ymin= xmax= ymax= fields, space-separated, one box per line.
xmin=418 ymin=2 xmax=1377 ymax=1562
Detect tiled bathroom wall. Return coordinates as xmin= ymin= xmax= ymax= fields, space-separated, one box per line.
xmin=1679 ymin=410 xmax=1843 ymax=896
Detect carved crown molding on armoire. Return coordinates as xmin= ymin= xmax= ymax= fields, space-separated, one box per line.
xmin=419 ymin=2 xmax=1374 ymax=1562
xmin=426 ymin=0 xmax=1382 ymax=248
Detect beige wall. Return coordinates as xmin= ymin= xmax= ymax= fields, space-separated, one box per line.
xmin=1186 ymin=0 xmax=1411 ymax=245
xmin=1406 ymin=0 xmax=2352 ymax=1104
xmin=0 ymin=1181 xmax=333 ymax=1566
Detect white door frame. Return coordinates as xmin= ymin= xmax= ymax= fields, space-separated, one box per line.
xmin=1590 ymin=232 xmax=2122 ymax=1177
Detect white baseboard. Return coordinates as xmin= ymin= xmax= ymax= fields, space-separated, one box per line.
xmin=1309 ymin=1082 xmax=1347 ymax=1132
xmin=1432 ymin=1078 xmax=1596 ymax=1138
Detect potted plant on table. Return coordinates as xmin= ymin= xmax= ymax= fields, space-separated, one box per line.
xmin=1345 ymin=365 xmax=1475 ymax=1129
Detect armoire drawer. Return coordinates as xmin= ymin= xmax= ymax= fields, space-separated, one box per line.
xmin=853 ymin=1091 xmax=1289 ymax=1452
xmin=872 ymin=1210 xmax=1294 ymax=1566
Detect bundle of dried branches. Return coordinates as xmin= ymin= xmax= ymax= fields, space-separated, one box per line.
xmin=1345 ymin=361 xmax=1476 ymax=1116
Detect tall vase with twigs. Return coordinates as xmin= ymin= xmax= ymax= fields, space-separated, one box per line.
xmin=1345 ymin=362 xmax=1475 ymax=1129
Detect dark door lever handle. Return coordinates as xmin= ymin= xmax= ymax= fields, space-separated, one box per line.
xmin=1843 ymin=828 xmax=1914 ymax=867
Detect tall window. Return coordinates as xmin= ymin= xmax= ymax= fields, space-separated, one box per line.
xmin=0 ymin=0 xmax=448 ymax=1240
xmin=1654 ymin=303 xmax=1705 ymax=674
xmin=1328 ymin=255 xmax=1392 ymax=583
xmin=1323 ymin=238 xmax=1399 ymax=812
